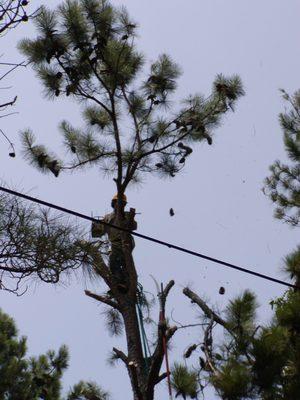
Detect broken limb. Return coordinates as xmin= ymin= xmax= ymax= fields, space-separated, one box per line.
xmin=84 ymin=290 xmax=120 ymax=310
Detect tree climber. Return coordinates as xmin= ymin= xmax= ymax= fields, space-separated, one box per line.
xmin=92 ymin=194 xmax=137 ymax=292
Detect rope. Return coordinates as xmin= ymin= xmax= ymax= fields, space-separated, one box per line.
xmin=136 ymin=283 xmax=152 ymax=372
xmin=159 ymin=283 xmax=173 ymax=400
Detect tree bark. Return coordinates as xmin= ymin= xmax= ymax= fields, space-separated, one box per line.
xmin=85 ymin=206 xmax=176 ymax=399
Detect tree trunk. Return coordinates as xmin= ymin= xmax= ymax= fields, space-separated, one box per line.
xmin=120 ymin=297 xmax=148 ymax=399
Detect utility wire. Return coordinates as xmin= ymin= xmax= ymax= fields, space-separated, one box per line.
xmin=0 ymin=185 xmax=298 ymax=291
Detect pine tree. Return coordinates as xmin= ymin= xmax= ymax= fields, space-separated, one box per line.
xmin=0 ymin=308 xmax=109 ymax=400
xmin=264 ymin=89 xmax=300 ymax=227
xmin=17 ymin=1 xmax=244 ymax=399
xmin=0 ymin=192 xmax=95 ymax=294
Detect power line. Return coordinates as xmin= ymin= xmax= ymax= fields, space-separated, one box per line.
xmin=0 ymin=185 xmax=298 ymax=291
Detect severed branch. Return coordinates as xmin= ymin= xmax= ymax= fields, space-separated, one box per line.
xmin=161 ymin=280 xmax=175 ymax=308
xmin=112 ymin=345 xmax=145 ymax=399
xmin=128 ymin=361 xmax=143 ymax=400
xmin=112 ymin=347 xmax=128 ymax=365
xmin=84 ymin=289 xmax=120 ymax=310
xmin=155 ymin=372 xmax=168 ymax=385
xmin=165 ymin=325 xmax=178 ymax=341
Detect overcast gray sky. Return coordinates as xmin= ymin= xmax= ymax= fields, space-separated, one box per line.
xmin=1 ymin=1 xmax=299 ymax=399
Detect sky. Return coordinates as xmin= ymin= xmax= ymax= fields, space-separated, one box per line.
xmin=1 ymin=1 xmax=300 ymax=399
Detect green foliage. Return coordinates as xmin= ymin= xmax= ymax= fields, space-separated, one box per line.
xmin=211 ymin=359 xmax=254 ymax=400
xmin=18 ymin=0 xmax=244 ymax=187
xmin=275 ymin=290 xmax=300 ymax=332
xmin=67 ymin=381 xmax=110 ymax=400
xmin=0 ymin=308 xmax=67 ymax=399
xmin=143 ymin=54 xmax=181 ymax=102
xmin=213 ymin=74 xmax=245 ymax=110
xmin=84 ymin=106 xmax=112 ymax=129
xmin=264 ymin=89 xmax=300 ymax=226
xmin=225 ymin=290 xmax=257 ymax=334
xmin=0 ymin=192 xmax=100 ymax=293
xmin=225 ymin=290 xmax=257 ymax=354
xmin=103 ymin=307 xmax=124 ymax=337
xmin=0 ymin=308 xmax=109 ymax=400
xmin=171 ymin=363 xmax=198 ymax=399
xmin=284 ymin=246 xmax=300 ymax=286
xmin=60 ymin=121 xmax=104 ymax=161
xmin=181 ymin=283 xmax=300 ymax=399
xmin=252 ymin=325 xmax=289 ymax=394
xmin=22 ymin=129 xmax=62 ymax=176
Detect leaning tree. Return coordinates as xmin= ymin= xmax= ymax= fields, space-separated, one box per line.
xmin=18 ymin=1 xmax=244 ymax=399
